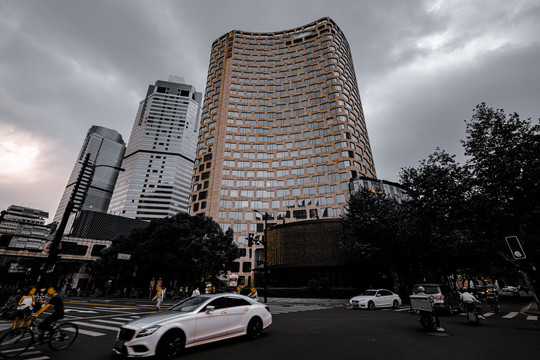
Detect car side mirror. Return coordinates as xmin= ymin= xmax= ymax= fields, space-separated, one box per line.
xmin=205 ymin=305 xmax=215 ymax=312
xmin=376 ymin=294 xmax=381 ymax=297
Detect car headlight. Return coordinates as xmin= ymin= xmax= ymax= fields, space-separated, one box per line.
xmin=136 ymin=325 xmax=161 ymax=338
xmin=360 ymin=300 xmax=366 ymax=303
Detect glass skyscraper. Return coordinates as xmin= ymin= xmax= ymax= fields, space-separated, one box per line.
xmin=54 ymin=126 xmax=126 ymax=224
xmin=108 ymin=76 xmax=202 ymax=221
xmin=189 ymin=18 xmax=377 ymax=285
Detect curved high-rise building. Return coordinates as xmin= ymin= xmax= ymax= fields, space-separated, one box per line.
xmin=189 ymin=18 xmax=376 ymax=285
xmin=108 ymin=76 xmax=202 ymax=221
xmin=54 ymin=126 xmax=125 ymax=223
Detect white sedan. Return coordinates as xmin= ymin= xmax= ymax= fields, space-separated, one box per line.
xmin=349 ymin=289 xmax=402 ymax=310
xmin=113 ymin=293 xmax=272 ymax=358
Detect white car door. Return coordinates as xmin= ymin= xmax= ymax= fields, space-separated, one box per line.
xmin=194 ymin=297 xmax=229 ymax=343
xmin=380 ymin=290 xmax=392 ymax=307
xmin=225 ymin=297 xmax=252 ymax=335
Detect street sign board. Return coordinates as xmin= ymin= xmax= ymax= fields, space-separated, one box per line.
xmin=8 ymin=263 xmax=25 ymax=273
xmin=117 ymin=253 xmax=131 ymax=260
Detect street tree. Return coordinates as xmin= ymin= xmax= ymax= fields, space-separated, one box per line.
xmin=462 ymin=103 xmax=540 ymax=305
xmin=342 ymin=188 xmax=410 ymax=293
xmin=90 ymin=213 xmax=238 ymax=291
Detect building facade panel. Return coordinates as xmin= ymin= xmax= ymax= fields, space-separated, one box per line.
xmin=108 ymin=77 xmax=202 ymax=221
xmin=189 ymin=18 xmax=377 ymax=285
xmin=53 ymin=126 xmax=126 ymax=223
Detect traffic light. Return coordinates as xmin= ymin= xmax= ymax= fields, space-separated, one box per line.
xmin=248 ymin=233 xmax=254 ymax=247
xmin=506 ymin=236 xmax=526 ymax=260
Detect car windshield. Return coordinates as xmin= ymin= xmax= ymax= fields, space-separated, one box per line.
xmin=168 ymin=295 xmax=211 ymax=312
xmin=361 ymin=290 xmax=377 ymax=296
xmin=413 ymin=285 xmax=439 ymax=294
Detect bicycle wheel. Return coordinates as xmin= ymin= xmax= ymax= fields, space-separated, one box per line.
xmin=0 ymin=326 xmax=34 ymax=358
xmin=47 ymin=323 xmax=78 ymax=350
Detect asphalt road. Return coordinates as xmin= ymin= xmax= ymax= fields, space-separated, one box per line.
xmin=3 ymin=298 xmax=538 ymax=360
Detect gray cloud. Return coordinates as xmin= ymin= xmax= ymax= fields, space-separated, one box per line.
xmin=0 ymin=0 xmax=539 ymax=217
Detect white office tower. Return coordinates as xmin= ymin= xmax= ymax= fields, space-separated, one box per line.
xmin=108 ymin=76 xmax=202 ymax=221
xmin=54 ymin=126 xmax=126 ymax=224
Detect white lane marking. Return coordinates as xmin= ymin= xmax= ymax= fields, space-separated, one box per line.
xmin=502 ymin=312 xmax=519 ymax=318
xmin=484 ymin=312 xmax=495 ymax=317
xmin=71 ymin=321 xmax=119 ymax=331
xmin=92 ymin=319 xmax=126 ymax=325
xmin=64 ymin=326 xmax=106 ymax=337
xmin=65 ymin=309 xmax=98 ymax=314
xmin=526 ymin=315 xmax=537 ymax=321
xmin=394 ymin=308 xmax=411 ymax=312
xmin=25 ymin=356 xmax=50 ymax=360
xmin=112 ymin=317 xmax=136 ymax=321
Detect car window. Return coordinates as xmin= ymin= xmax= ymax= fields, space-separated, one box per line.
xmin=206 ymin=297 xmax=228 ymax=310
xmin=379 ymin=290 xmax=392 ymax=296
xmin=227 ymin=297 xmax=251 ymax=307
xmin=169 ymin=295 xmax=211 ymax=312
xmin=412 ymin=285 xmax=440 ymax=294
xmin=361 ymin=290 xmax=377 ymax=296
xmin=439 ymin=285 xmax=450 ymax=294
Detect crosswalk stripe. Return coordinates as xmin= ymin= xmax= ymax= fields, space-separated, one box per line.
xmin=394 ymin=308 xmax=411 ymax=312
xmin=526 ymin=315 xmax=537 ymax=321
xmin=64 ymin=326 xmax=106 ymax=337
xmin=502 ymin=312 xmax=519 ymax=318
xmin=484 ymin=312 xmax=495 ymax=317
xmin=112 ymin=317 xmax=136 ymax=321
xmin=92 ymin=319 xmax=126 ymax=325
xmin=25 ymin=356 xmax=49 ymax=360
xmin=72 ymin=321 xmax=119 ymax=331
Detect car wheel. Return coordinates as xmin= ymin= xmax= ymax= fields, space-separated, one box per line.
xmin=155 ymin=330 xmax=185 ymax=360
xmin=246 ymin=317 xmax=263 ymax=340
xmin=368 ymin=301 xmax=375 ymax=310
xmin=393 ymin=300 xmax=399 ymax=309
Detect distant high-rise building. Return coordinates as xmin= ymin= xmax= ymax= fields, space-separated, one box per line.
xmin=108 ymin=76 xmax=202 ymax=220
xmin=189 ymin=18 xmax=376 ymax=285
xmin=54 ymin=126 xmax=125 ymax=224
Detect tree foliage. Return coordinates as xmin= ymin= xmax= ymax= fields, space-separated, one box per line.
xmin=463 ymin=103 xmax=540 ymax=256
xmin=342 ymin=103 xmax=539 ymax=297
xmin=89 ymin=213 xmax=239 ymax=289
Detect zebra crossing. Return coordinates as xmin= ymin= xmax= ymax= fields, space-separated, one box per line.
xmin=384 ymin=306 xmax=538 ymax=321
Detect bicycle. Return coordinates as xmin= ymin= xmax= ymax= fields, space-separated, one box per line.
xmin=0 ymin=313 xmax=79 ymax=358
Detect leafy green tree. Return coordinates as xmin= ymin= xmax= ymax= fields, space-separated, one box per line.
xmin=342 ymin=188 xmax=410 ymax=293
xmin=462 ymin=103 xmax=540 ymax=305
xmin=399 ymin=149 xmax=477 ymax=276
xmin=90 ymin=213 xmax=238 ymax=291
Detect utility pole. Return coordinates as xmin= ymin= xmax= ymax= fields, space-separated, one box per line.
xmin=37 ymin=153 xmax=92 ymax=288
xmin=253 ymin=209 xmax=269 ymax=303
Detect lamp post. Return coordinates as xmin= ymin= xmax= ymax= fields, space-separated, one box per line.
xmin=253 ymin=209 xmax=269 ymax=303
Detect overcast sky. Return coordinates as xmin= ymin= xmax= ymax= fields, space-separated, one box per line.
xmin=1 ymin=0 xmax=539 ymax=219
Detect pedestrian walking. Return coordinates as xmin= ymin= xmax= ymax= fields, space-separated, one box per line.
xmin=192 ymin=287 xmax=200 ymax=296
xmin=149 ymin=278 xmax=156 ymax=300
xmin=152 ymin=286 xmax=164 ymax=311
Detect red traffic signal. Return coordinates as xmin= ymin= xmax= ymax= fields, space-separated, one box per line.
xmin=248 ymin=233 xmax=254 ymax=247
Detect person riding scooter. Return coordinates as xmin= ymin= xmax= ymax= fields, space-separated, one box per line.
xmin=460 ymin=287 xmax=485 ymax=319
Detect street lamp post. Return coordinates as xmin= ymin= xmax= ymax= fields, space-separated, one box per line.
xmin=253 ymin=209 xmax=269 ymax=303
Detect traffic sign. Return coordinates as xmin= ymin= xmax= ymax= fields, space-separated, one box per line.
xmin=505 ymin=236 xmax=526 ymax=259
